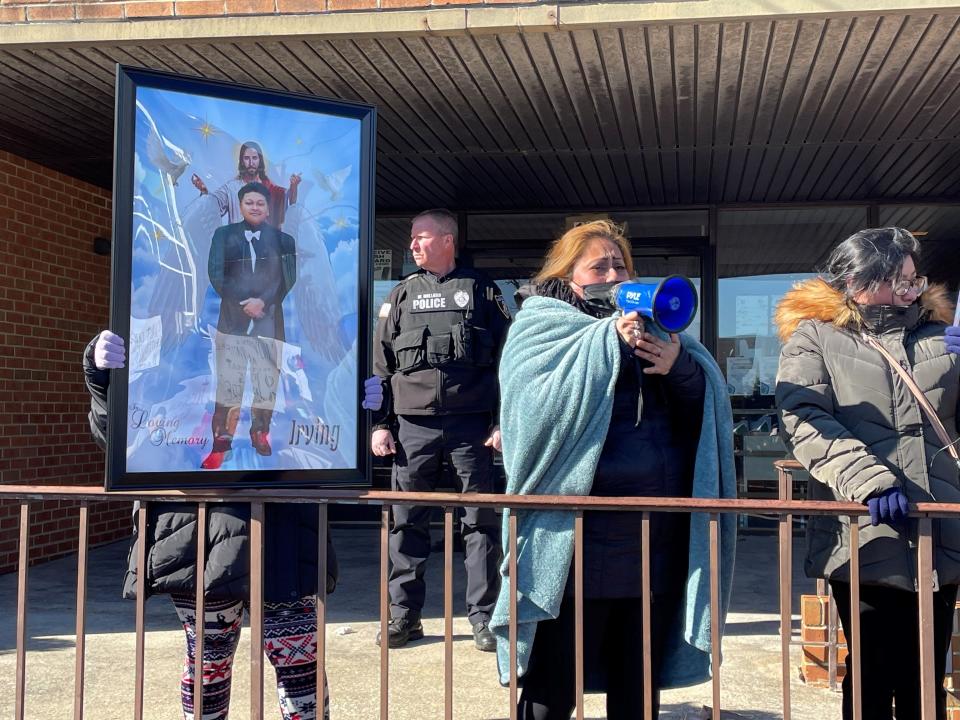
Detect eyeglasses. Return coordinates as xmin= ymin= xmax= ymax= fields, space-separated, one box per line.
xmin=892 ymin=275 xmax=928 ymax=297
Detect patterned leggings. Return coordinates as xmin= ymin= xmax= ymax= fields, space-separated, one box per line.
xmin=172 ymin=594 xmax=330 ymax=720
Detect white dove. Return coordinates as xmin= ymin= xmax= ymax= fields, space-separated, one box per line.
xmin=312 ymin=165 xmax=352 ymax=201
xmin=145 ymin=127 xmax=192 ymax=186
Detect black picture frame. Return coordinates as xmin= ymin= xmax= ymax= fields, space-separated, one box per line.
xmin=106 ymin=65 xmax=375 ymax=490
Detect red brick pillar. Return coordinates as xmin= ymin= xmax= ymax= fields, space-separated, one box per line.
xmin=799 ymin=593 xmax=846 ymax=687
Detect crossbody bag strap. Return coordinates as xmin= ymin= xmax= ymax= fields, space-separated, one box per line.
xmin=863 ymin=333 xmax=959 ymax=462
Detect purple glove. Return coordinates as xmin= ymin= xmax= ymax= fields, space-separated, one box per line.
xmin=865 ymin=487 xmax=909 ymax=526
xmin=361 ymin=376 xmax=383 ymax=411
xmin=945 ymin=325 xmax=960 ymax=355
xmin=93 ymin=330 xmax=126 ymax=370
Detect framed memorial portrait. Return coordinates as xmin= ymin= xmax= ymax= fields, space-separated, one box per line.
xmin=106 ymin=66 xmax=375 ymax=490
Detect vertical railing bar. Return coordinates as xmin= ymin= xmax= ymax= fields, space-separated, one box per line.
xmin=194 ymin=501 xmax=207 ymax=720
xmin=73 ymin=501 xmax=90 ymax=720
xmin=641 ymin=511 xmax=653 ymax=720
xmin=509 ymin=510 xmax=518 ymax=720
xmin=778 ymin=465 xmax=793 ymax=720
xmin=134 ymin=503 xmax=148 ymax=720
xmin=317 ymin=503 xmax=328 ymax=720
xmin=574 ymin=511 xmax=584 ymax=720
xmin=249 ymin=501 xmax=265 ymax=720
xmin=917 ymin=517 xmax=936 ymax=720
xmin=849 ymin=520 xmax=862 ymax=720
xmin=828 ymin=584 xmax=839 ymax=691
xmin=710 ymin=513 xmax=721 ymax=720
xmin=444 ymin=507 xmax=454 ymax=720
xmin=380 ymin=505 xmax=390 ymax=720
xmin=15 ymin=501 xmax=29 ymax=720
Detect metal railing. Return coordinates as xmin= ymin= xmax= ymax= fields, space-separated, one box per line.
xmin=0 ymin=472 xmax=955 ymax=720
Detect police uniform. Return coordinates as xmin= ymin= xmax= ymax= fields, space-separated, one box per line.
xmin=372 ymin=266 xmax=510 ymax=627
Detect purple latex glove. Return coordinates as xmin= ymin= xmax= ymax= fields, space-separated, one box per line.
xmin=361 ymin=375 xmax=383 ymax=411
xmin=865 ymin=487 xmax=909 ymax=527
xmin=93 ymin=330 xmax=126 ymax=370
xmin=945 ymin=325 xmax=960 ymax=355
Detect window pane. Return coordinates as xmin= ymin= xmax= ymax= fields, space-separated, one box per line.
xmin=878 ymin=205 xmax=960 ymax=288
xmin=718 ymin=207 xmax=866 ymax=509
xmin=374 ymin=216 xmax=411 ymax=281
xmin=718 ymin=206 xmax=866 ymax=405
xmin=612 ymin=209 xmax=709 ymax=238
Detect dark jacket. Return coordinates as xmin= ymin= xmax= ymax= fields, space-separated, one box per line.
xmin=371 ymin=266 xmax=510 ymax=425
xmin=776 ymin=279 xmax=960 ymax=591
xmin=83 ymin=338 xmax=337 ymax=603
xmin=208 ymin=221 xmax=297 ymax=341
xmin=517 ymin=280 xmax=705 ymax=597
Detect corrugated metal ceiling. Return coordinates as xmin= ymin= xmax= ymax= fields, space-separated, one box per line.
xmin=4 ymin=13 xmax=960 ymax=212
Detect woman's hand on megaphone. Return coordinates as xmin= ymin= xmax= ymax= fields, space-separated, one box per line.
xmin=635 ymin=330 xmax=682 ymax=375
xmin=615 ymin=311 xmax=644 ymax=348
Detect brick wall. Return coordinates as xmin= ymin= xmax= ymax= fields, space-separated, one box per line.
xmin=0 ymin=150 xmax=130 ymax=574
xmin=0 ymin=0 xmax=535 ymax=24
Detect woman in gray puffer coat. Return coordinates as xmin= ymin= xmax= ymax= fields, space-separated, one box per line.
xmin=775 ymin=227 xmax=960 ymax=720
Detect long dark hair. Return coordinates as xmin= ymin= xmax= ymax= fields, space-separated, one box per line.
xmin=237 ymin=141 xmax=271 ymax=183
xmin=821 ymin=227 xmax=920 ymax=297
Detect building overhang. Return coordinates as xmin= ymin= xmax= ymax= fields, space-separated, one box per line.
xmin=3 ymin=0 xmax=960 ymax=210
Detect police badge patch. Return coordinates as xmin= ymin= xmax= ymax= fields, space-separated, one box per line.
xmin=495 ymin=294 xmax=511 ymax=319
xmin=454 ymin=290 xmax=470 ymax=308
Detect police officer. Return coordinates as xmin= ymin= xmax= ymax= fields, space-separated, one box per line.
xmin=371 ymin=208 xmax=510 ymax=651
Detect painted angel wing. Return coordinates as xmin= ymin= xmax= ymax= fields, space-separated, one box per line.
xmin=285 ymin=204 xmax=347 ymax=363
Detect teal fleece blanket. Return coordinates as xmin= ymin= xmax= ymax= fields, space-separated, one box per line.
xmin=489 ymin=295 xmax=737 ymax=688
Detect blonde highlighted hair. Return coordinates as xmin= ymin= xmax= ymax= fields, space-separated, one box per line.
xmin=534 ymin=220 xmax=634 ymax=283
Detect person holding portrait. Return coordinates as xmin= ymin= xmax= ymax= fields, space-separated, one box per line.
xmin=83 ymin=328 xmax=382 ymax=720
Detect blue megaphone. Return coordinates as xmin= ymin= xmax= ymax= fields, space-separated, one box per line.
xmin=612 ymin=275 xmax=698 ymax=334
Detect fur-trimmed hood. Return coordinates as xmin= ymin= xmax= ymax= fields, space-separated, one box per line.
xmin=774 ymin=277 xmax=954 ymax=342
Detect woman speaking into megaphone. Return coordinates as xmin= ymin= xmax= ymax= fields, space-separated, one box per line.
xmin=487 ymin=220 xmax=736 ymax=718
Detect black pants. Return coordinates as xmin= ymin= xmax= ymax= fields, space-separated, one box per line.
xmin=388 ymin=414 xmax=500 ymax=625
xmin=830 ymin=581 xmax=958 ymax=720
xmin=518 ymin=595 xmax=669 ymax=720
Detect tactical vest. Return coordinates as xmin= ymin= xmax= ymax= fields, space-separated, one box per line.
xmin=392 ymin=273 xmax=496 ymax=374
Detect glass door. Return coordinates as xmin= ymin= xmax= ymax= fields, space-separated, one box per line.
xmin=630 ymin=241 xmax=707 ymax=343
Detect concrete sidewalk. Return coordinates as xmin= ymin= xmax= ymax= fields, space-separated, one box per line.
xmin=0 ymin=527 xmax=838 ymax=719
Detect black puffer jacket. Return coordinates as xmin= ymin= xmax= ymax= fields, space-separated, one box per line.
xmin=83 ymin=338 xmax=338 ymax=603
xmin=516 ymin=281 xmax=705 ymax=597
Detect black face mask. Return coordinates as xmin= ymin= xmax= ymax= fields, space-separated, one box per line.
xmin=576 ymin=281 xmax=620 ymax=317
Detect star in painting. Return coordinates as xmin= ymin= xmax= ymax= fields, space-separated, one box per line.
xmin=195 ymin=118 xmax=218 ymax=144
xmin=332 ymin=216 xmax=351 ymax=230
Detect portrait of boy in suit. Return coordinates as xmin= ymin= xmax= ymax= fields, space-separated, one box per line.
xmin=202 ymin=181 xmax=297 ymax=469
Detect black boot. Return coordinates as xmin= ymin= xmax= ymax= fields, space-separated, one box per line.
xmin=375 ymin=617 xmax=424 ymax=648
